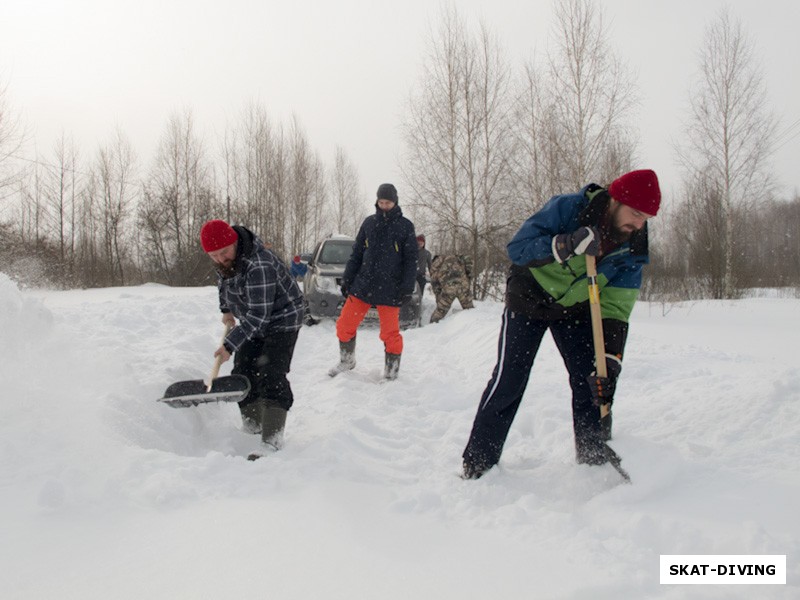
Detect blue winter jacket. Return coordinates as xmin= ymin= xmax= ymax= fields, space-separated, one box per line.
xmin=505 ymin=184 xmax=649 ymax=356
xmin=343 ymin=204 xmax=418 ymax=307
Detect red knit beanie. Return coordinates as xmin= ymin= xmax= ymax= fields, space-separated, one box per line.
xmin=200 ymin=219 xmax=238 ymax=253
xmin=608 ymin=169 xmax=661 ymax=216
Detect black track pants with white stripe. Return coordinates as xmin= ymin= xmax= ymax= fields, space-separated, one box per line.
xmin=462 ymin=308 xmax=601 ymax=470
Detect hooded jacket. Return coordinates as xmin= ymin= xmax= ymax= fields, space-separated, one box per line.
xmin=504 ymin=184 xmax=649 ymax=357
xmin=343 ymin=204 xmax=418 ymax=307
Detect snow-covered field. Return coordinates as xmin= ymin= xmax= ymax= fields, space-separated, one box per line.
xmin=2 ymin=273 xmax=797 ymax=599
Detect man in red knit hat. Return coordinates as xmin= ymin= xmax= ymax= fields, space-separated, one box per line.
xmin=200 ymin=219 xmax=305 ymax=457
xmin=461 ymin=170 xmax=661 ymax=479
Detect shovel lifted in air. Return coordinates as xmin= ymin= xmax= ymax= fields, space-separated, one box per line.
xmin=158 ymin=325 xmax=250 ymax=408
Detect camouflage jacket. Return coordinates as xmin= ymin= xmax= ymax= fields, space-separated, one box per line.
xmin=430 ymin=254 xmax=472 ymax=290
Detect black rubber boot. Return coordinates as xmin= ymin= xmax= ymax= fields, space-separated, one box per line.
xmin=239 ymin=401 xmax=262 ymax=435
xmin=247 ymin=406 xmax=287 ymax=461
xmin=328 ymin=338 xmax=356 ymax=377
xmin=384 ymin=352 xmax=401 ymax=380
xmin=261 ymin=406 xmax=287 ymax=449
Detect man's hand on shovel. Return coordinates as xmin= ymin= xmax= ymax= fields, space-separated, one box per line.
xmin=214 ymin=344 xmax=232 ymax=364
xmin=215 ymin=314 xmax=236 ymax=364
xmin=586 ymin=353 xmax=622 ymax=407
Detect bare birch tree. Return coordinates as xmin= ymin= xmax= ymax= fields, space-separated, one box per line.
xmin=401 ymin=5 xmax=516 ymax=297
xmin=18 ymin=160 xmax=45 ymax=244
xmin=43 ymin=133 xmax=80 ymax=269
xmin=511 ymin=63 xmax=566 ymax=214
xmin=0 ymin=79 xmax=25 ymax=197
xmin=139 ymin=109 xmax=215 ymax=284
xmin=74 ymin=169 xmax=102 ymax=286
xmin=329 ymin=145 xmax=361 ymax=236
xmin=286 ymin=115 xmax=326 ymax=259
xmin=224 ymin=103 xmax=280 ymax=247
xmin=95 ymin=129 xmax=137 ymax=285
xmin=222 ymin=105 xmax=327 ymax=260
xmin=545 ymin=0 xmax=637 ymax=189
xmin=675 ymin=7 xmax=777 ymax=298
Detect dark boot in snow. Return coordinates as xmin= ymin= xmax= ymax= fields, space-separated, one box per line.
xmin=328 ymin=338 xmax=356 ymax=377
xmin=239 ymin=400 xmax=262 ymax=435
xmin=261 ymin=406 xmax=287 ymax=449
xmin=384 ymin=352 xmax=401 ymax=380
xmin=248 ymin=406 xmax=287 ymax=460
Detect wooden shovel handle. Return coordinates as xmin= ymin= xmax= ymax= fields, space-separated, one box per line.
xmin=206 ymin=323 xmax=233 ymax=392
xmin=586 ymin=255 xmax=610 ymax=418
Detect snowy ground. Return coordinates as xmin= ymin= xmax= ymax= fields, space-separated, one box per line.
xmin=1 ymin=272 xmax=798 ymax=599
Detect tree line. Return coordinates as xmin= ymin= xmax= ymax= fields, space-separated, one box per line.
xmin=1 ymin=104 xmax=363 ymax=289
xmin=401 ymin=2 xmax=799 ymax=300
xmin=0 ymin=0 xmax=798 ymax=299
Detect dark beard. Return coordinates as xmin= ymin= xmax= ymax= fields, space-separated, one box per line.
xmin=606 ymin=203 xmax=633 ymax=244
xmin=214 ymin=260 xmax=237 ymax=278
xmin=608 ymin=223 xmax=632 ymax=244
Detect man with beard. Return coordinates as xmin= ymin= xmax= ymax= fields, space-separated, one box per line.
xmin=461 ymin=170 xmax=661 ymax=479
xmin=199 ymin=219 xmax=304 ymax=455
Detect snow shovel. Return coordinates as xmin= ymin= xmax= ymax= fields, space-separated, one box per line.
xmin=586 ymin=255 xmax=631 ymax=483
xmin=158 ymin=325 xmax=250 ymax=408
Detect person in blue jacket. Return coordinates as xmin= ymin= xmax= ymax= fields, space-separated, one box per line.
xmin=290 ymin=255 xmax=308 ymax=279
xmin=329 ymin=183 xmax=418 ymax=380
xmin=461 ymin=169 xmax=661 ymax=479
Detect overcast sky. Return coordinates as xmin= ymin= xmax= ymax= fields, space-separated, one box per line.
xmin=1 ymin=0 xmax=798 ymax=214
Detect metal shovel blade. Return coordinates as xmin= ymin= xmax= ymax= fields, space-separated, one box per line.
xmin=158 ymin=375 xmax=250 ymax=408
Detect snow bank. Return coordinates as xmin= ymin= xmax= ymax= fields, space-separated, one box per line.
xmin=1 ymin=277 xmax=797 ymax=599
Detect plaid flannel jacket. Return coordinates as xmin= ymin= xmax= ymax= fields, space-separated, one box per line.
xmin=217 ymin=227 xmax=304 ymax=351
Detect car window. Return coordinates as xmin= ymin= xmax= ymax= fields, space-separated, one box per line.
xmin=318 ymin=240 xmax=354 ymax=264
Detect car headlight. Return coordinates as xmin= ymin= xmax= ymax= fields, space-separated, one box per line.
xmin=314 ymin=275 xmax=339 ymax=293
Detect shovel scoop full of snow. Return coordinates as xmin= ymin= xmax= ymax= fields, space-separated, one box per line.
xmin=158 ymin=375 xmax=250 ymax=408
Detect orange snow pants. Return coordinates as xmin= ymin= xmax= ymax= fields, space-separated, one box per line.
xmin=335 ymin=295 xmax=403 ymax=355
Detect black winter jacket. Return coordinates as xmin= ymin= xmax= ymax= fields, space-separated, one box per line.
xmin=343 ymin=205 xmax=418 ymax=307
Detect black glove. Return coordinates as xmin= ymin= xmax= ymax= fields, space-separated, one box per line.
xmin=401 ymin=293 xmax=413 ymax=304
xmin=586 ymin=353 xmax=622 ymax=407
xmin=552 ymin=226 xmax=600 ymax=264
xmin=340 ymin=284 xmax=349 ymax=298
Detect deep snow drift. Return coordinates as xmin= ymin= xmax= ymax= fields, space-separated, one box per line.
xmin=1 ymin=272 xmax=797 ymax=599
